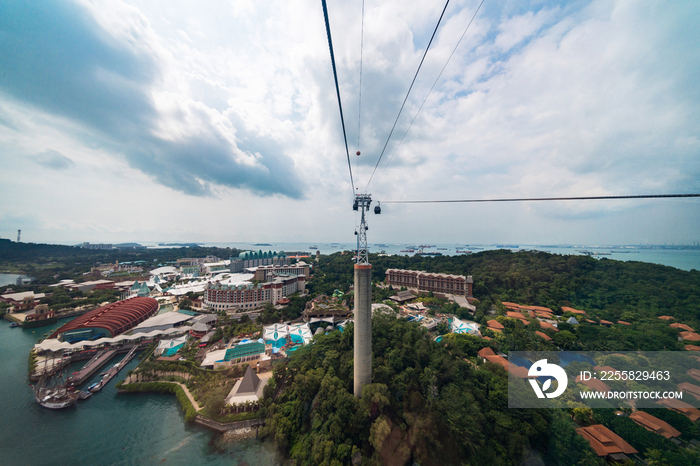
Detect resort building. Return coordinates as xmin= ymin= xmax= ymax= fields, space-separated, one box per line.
xmin=225 ymin=366 xmax=268 ymax=406
xmin=1 ymin=291 xmax=45 ymax=310
xmin=203 ymin=274 xmax=305 ymax=311
xmin=303 ymin=294 xmax=351 ymax=324
xmin=656 ymin=398 xmax=700 ymax=421
xmin=575 ymin=425 xmax=637 ymax=461
xmin=49 ymin=297 xmax=159 ymax=342
xmin=385 ymin=269 xmax=473 ymax=297
xmin=252 ymin=262 xmax=310 ymax=281
xmin=131 ymin=311 xmax=193 ymax=334
xmin=229 ymin=250 xmax=290 ymax=273
xmin=450 ymin=317 xmax=480 ymax=336
xmin=155 ymin=335 xmax=188 ymax=357
xmin=575 ymin=375 xmax=611 ymax=393
xmin=629 ymin=411 xmax=681 ymax=439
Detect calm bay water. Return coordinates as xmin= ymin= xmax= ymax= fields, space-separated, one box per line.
xmin=193 ymin=242 xmax=700 ymax=272
xmin=0 ymin=273 xmax=31 ymax=287
xmin=0 ymin=319 xmax=282 ymax=466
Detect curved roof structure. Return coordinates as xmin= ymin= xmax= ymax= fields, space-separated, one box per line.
xmin=50 ymin=297 xmax=158 ymax=340
xmin=235 ymin=250 xmax=287 ymax=261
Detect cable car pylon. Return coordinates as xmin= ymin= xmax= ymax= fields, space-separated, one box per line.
xmin=352 ymin=192 xmax=373 ymax=397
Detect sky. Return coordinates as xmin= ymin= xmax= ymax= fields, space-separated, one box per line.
xmin=0 ymin=0 xmax=698 ymax=246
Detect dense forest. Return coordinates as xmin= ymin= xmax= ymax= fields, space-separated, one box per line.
xmin=264 ymin=249 xmax=700 ymax=464
xmin=310 ymin=249 xmax=700 ymax=338
xmin=260 ymin=315 xmax=605 ymax=466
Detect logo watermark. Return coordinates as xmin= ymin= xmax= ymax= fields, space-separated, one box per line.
xmin=508 ymin=351 xmax=700 ymax=409
xmin=527 ymin=359 xmax=567 ymax=398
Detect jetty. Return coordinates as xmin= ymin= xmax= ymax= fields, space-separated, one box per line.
xmin=67 ymin=349 xmax=117 ymax=386
xmin=90 ymin=345 xmax=138 ymax=393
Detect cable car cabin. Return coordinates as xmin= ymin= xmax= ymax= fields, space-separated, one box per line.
xmin=353 ymin=200 xmax=358 ymax=211
xmin=374 ymin=203 xmax=381 ymax=214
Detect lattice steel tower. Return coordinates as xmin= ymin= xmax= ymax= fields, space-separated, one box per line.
xmin=352 ymin=194 xmax=376 ymax=397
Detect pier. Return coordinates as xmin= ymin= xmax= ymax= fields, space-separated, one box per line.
xmin=68 ymin=349 xmax=117 ymax=386
xmin=90 ymin=345 xmax=138 ymax=393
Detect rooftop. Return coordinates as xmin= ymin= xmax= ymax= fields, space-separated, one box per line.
xmin=629 ymin=411 xmax=681 ymax=439
xmin=131 ymin=311 xmax=193 ymax=332
xmin=576 ymin=425 xmax=637 ymax=457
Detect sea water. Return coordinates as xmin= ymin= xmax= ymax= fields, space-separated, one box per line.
xmin=0 ymin=319 xmax=283 ymax=466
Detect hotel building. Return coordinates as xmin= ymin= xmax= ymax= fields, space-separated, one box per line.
xmin=385 ymin=269 xmax=473 ymax=297
xmin=203 ymin=274 xmax=305 ymax=311
xmin=229 ymin=250 xmax=290 ymax=273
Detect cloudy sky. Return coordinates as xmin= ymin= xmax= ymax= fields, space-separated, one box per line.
xmin=1 ymin=0 xmax=698 ymax=246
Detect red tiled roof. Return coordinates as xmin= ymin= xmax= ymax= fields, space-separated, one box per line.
xmin=576 ymin=425 xmax=638 ymax=457
xmin=680 ymin=331 xmax=700 ymax=341
xmin=483 ymin=354 xmax=509 ymax=370
xmin=617 ymin=320 xmax=631 ymax=325
xmin=586 ymin=319 xmax=597 ymax=324
xmin=477 ymin=347 xmax=496 ymax=358
xmin=629 ymin=411 xmax=681 ymax=439
xmin=678 ymin=382 xmax=700 ymax=400
xmin=685 ymin=345 xmax=700 ymax=351
xmin=502 ymin=302 xmax=521 ymax=310
xmin=487 ymin=320 xmax=504 ymax=330
xmin=600 ymin=320 xmax=613 ymax=325
xmin=526 ymin=305 xmax=553 ymax=312
xmin=535 ymin=331 xmax=552 ymax=341
xmin=671 ymin=323 xmax=695 ymax=332
xmin=562 ymin=306 xmax=587 ymax=315
xmin=576 ymin=375 xmax=611 ymax=392
xmin=506 ymin=311 xmax=527 ymax=320
xmin=688 ymin=368 xmax=700 ymax=382
xmin=539 ymin=321 xmax=559 ymax=332
xmin=656 ymin=398 xmax=700 ymax=421
xmin=658 ymin=315 xmax=674 ymax=320
xmin=509 ymin=364 xmax=530 ymax=379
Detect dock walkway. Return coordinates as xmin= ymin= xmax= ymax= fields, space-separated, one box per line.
xmin=68 ymin=349 xmax=117 ymax=386
xmin=91 ymin=345 xmax=138 ymax=393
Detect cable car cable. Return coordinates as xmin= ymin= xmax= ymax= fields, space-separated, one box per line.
xmin=357 ymin=0 xmax=365 ymax=153
xmin=374 ymin=0 xmax=486 ymax=186
xmin=381 ymin=194 xmax=700 ymax=204
xmin=321 ymin=0 xmax=355 ymax=195
xmin=364 ymin=0 xmax=452 ymax=192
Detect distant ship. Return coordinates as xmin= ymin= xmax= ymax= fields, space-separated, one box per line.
xmin=309 ymin=246 xmax=318 ymax=249
xmin=415 ymin=251 xmax=442 ymax=256
xmin=456 ymin=250 xmax=472 ymax=254
xmin=400 ymin=249 xmax=415 ymax=253
xmin=437 ymin=248 xmax=448 ymax=250
xmin=496 ymin=245 xmax=519 ymax=248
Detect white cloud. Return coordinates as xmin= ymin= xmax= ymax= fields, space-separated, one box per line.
xmin=0 ymin=0 xmax=698 ymax=245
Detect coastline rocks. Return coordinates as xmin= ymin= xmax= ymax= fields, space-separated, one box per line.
xmin=222 ymin=427 xmax=256 ymax=442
